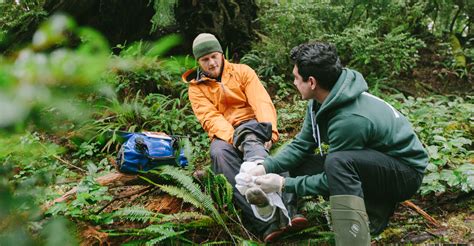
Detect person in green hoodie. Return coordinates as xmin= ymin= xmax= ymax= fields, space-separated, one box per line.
xmin=246 ymin=42 xmax=428 ymax=245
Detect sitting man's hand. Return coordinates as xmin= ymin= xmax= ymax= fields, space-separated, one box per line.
xmin=255 ymin=173 xmax=285 ymax=193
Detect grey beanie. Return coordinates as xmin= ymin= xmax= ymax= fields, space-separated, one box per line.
xmin=192 ymin=33 xmax=223 ymax=59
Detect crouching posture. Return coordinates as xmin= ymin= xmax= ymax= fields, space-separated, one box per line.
xmin=182 ymin=33 xmax=308 ymax=242
xmin=246 ymin=42 xmax=428 ymax=245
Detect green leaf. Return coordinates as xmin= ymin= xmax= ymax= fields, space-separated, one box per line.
xmin=433 ymin=135 xmax=447 ymax=142
xmin=426 ymin=145 xmax=440 ymax=160
xmin=450 ymin=137 xmax=472 ymax=147
xmin=439 ymin=170 xmax=459 ymax=187
xmin=422 ymin=172 xmax=440 ymax=184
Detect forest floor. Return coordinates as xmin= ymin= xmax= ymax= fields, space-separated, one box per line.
xmin=396 ymin=44 xmax=473 ymax=97
xmin=74 ymin=180 xmax=473 ymax=245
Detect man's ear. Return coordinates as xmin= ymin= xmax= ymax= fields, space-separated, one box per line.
xmin=308 ymin=76 xmax=318 ymax=90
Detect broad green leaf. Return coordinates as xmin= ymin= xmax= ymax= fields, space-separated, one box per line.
xmin=439 ymin=170 xmax=459 ymax=187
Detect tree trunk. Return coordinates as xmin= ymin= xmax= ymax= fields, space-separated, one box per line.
xmin=174 ymin=0 xmax=258 ymax=60
xmin=43 ymin=0 xmax=156 ymax=48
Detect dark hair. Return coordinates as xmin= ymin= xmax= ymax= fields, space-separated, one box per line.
xmin=290 ymin=42 xmax=342 ymax=90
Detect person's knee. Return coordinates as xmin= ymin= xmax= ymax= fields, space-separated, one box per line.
xmin=210 ymin=140 xmax=234 ymax=159
xmin=324 ymin=151 xmax=354 ymax=178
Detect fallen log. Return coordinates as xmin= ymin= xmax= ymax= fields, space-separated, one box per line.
xmin=401 ymin=200 xmax=441 ymax=228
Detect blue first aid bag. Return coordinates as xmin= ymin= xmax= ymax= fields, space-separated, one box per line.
xmin=116 ymin=132 xmax=188 ymax=174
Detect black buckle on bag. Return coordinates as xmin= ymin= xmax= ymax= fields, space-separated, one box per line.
xmin=134 ymin=137 xmax=148 ymax=153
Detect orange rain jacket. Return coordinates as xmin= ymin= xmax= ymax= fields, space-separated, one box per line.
xmin=182 ymin=59 xmax=279 ymax=144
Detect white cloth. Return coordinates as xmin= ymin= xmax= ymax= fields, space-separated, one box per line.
xmin=235 ymin=162 xmax=291 ymax=224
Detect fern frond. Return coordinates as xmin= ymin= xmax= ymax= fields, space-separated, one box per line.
xmin=157 ymin=166 xmax=234 ymax=242
xmin=142 ymin=224 xmax=175 ymax=234
xmin=157 ymin=184 xmax=203 ymax=209
xmin=144 ymin=225 xmax=186 ymax=245
xmin=215 ymin=174 xmax=234 ymax=207
xmin=140 ymin=166 xmax=235 ymax=243
xmin=160 ymin=166 xmax=216 ymax=213
xmin=113 ymin=206 xmax=161 ymax=223
xmin=160 ymin=211 xmax=210 ymax=222
xmin=161 ymin=212 xmax=215 ymax=229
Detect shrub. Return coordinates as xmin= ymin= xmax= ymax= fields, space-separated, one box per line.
xmin=324 ymin=24 xmax=425 ymax=81
xmin=384 ymin=94 xmax=473 ymax=195
xmin=243 ymin=1 xmax=426 ymax=97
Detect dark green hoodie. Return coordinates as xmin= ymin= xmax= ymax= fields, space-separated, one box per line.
xmin=263 ymin=68 xmax=428 ymax=196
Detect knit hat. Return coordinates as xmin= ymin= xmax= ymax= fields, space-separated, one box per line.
xmin=192 ymin=33 xmax=223 ymax=59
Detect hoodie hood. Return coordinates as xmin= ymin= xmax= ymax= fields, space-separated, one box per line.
xmin=315 ymin=68 xmax=368 ymax=119
xmin=308 ymin=68 xmax=368 ymax=156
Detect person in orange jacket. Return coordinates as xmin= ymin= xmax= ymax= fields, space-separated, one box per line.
xmin=182 ymin=33 xmax=307 ymax=242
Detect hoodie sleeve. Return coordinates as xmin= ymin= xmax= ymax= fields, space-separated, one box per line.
xmin=241 ymin=65 xmax=279 ymax=143
xmin=327 ymin=113 xmax=372 ymax=152
xmin=188 ymin=84 xmax=235 ymax=143
xmin=263 ymin=103 xmax=318 ymax=173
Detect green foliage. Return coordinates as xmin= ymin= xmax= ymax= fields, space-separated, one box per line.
xmin=113 ymin=206 xmax=214 ymax=227
xmin=48 ymin=173 xmax=113 ymax=223
xmin=113 ymin=35 xmax=190 ymax=98
xmin=202 ymin=167 xmax=243 ymax=229
xmin=144 ymin=166 xmax=232 ymax=236
xmin=241 ymin=2 xmax=328 ymax=97
xmin=424 ymin=0 xmax=473 ymax=36
xmin=40 ymin=217 xmax=79 ymax=246
xmin=109 ymin=206 xmax=216 ymax=244
xmin=325 ymin=24 xmax=425 ymax=80
xmin=87 ymin=91 xmax=208 ymax=166
xmin=113 ymin=206 xmax=158 ymax=223
xmin=138 ymin=167 xmax=238 ymax=243
xmin=149 ymin=0 xmax=178 ymax=32
xmin=246 ymin=0 xmax=474 ymax=96
xmin=0 ymin=132 xmax=74 ymax=182
xmin=385 ymin=94 xmax=473 ymax=195
xmin=0 ymin=1 xmax=47 ymax=51
xmin=0 ymin=14 xmax=115 ymax=130
xmin=0 ymin=13 xmax=121 ymax=245
xmin=205 ymin=170 xmax=235 ymax=212
xmin=0 ymin=138 xmax=79 ymax=245
xmin=108 ymin=223 xmax=189 ymax=245
xmin=300 ymin=196 xmax=330 ymax=227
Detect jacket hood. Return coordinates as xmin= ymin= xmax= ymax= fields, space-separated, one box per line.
xmin=316 ymin=68 xmax=368 ymax=118
xmin=181 ymin=59 xmax=231 ymax=84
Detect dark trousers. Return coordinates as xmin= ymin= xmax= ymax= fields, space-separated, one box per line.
xmin=324 ymin=149 xmax=422 ymax=202
xmin=210 ymin=139 xmax=283 ymax=236
xmin=291 ymin=149 xmax=422 ymax=231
